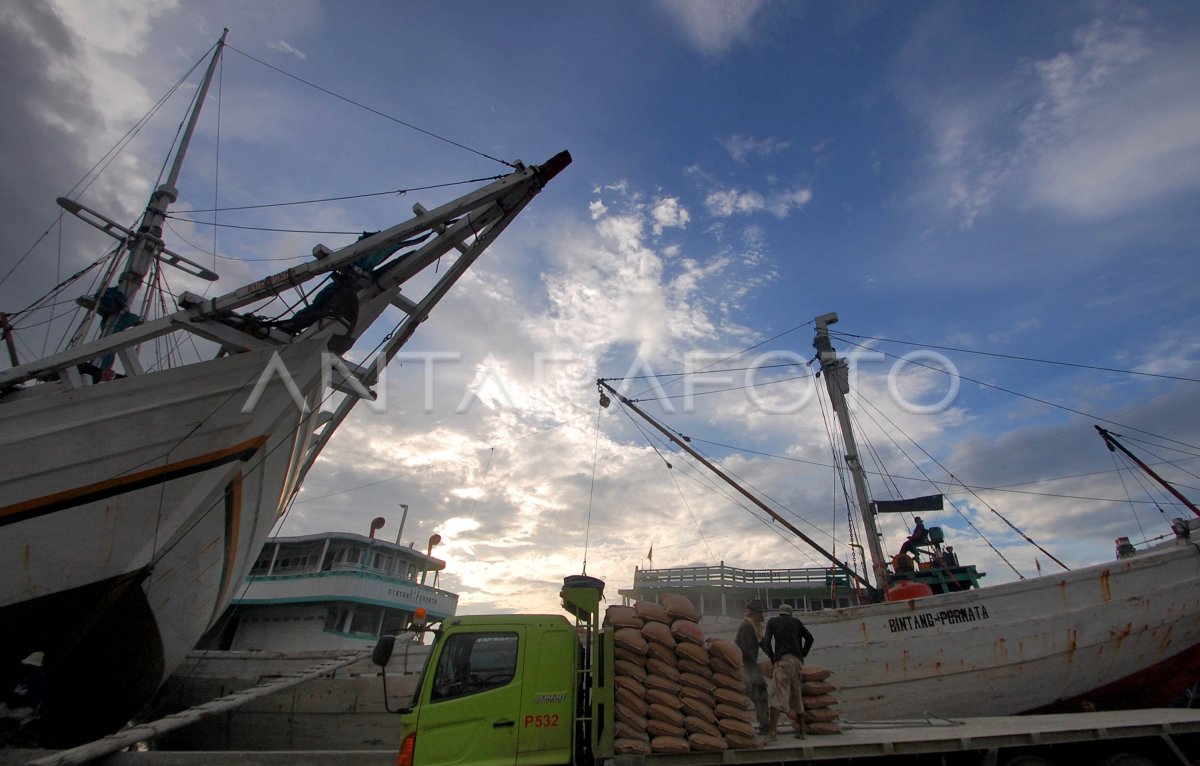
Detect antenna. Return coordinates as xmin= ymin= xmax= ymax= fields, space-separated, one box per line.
xmin=396 ymin=503 xmax=410 ymax=544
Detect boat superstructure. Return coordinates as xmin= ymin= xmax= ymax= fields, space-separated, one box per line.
xmin=0 ymin=30 xmax=569 ymax=746
xmin=199 ymin=525 xmax=457 ymax=653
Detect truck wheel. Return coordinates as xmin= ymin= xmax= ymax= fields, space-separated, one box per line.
xmin=999 ymin=757 xmax=1058 ymax=766
xmin=1099 ymin=754 xmax=1159 ymax=766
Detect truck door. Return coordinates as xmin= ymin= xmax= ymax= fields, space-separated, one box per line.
xmin=414 ymin=626 xmax=525 ymax=766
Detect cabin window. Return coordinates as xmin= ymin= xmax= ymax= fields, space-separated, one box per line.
xmin=430 ymin=632 xmax=518 ymax=702
xmin=351 ymin=606 xmax=381 ymax=635
xmin=326 ymin=607 xmax=351 ymax=633
xmin=381 ymin=611 xmax=408 ymax=636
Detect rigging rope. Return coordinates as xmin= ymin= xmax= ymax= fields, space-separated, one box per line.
xmin=836 ymin=331 xmax=1200 ymax=384
xmin=226 ymin=44 xmax=515 ymax=169
xmin=583 ymin=401 xmax=602 ymax=575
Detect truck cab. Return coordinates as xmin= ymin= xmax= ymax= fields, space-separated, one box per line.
xmin=391 ymin=576 xmax=613 ymax=766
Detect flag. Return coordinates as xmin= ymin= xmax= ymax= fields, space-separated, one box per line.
xmin=1035 ymin=558 xmax=1041 ymax=574
xmin=647 ymin=544 xmax=653 ymax=564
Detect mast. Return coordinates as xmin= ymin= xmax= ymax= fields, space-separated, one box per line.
xmin=596 ymin=378 xmax=879 ymax=599
xmin=99 ymin=28 xmax=229 ymax=341
xmin=813 ymin=312 xmax=889 ymax=592
xmin=1096 ymin=426 xmax=1200 ymax=518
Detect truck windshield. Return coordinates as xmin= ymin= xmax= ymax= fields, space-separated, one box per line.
xmin=430 ymin=632 xmax=518 ymax=702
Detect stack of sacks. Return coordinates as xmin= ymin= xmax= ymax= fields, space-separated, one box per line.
xmin=704 ymin=637 xmax=762 ymax=749
xmin=638 ymin=599 xmax=691 ymax=754
xmin=607 ymin=594 xmax=763 ymax=754
xmin=664 ymin=594 xmax=727 ymax=754
xmin=800 ymin=665 xmax=841 ymax=735
xmin=609 ymin=605 xmax=653 ymax=755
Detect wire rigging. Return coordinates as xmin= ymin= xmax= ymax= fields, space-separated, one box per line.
xmin=226 ymin=44 xmax=515 ymax=169
xmin=837 ymin=331 xmax=1200 ymax=384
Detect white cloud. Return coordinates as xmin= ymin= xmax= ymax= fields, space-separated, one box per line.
xmin=656 ymin=0 xmax=768 ymax=56
xmin=720 ymin=134 xmax=790 ymax=162
xmin=651 ymin=196 xmax=690 ymax=235
xmin=268 ymin=40 xmax=307 ymax=60
xmin=704 ymin=186 xmax=812 ymax=219
xmin=908 ymin=10 xmax=1200 ymax=226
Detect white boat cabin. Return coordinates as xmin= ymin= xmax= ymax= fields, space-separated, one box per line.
xmin=197 ymin=531 xmax=458 ymax=652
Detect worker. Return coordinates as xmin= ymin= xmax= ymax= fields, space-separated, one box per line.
xmin=735 ymin=600 xmax=770 ymax=734
xmin=760 ymin=603 xmax=814 ymax=740
xmin=899 ymin=516 xmax=928 ymax=558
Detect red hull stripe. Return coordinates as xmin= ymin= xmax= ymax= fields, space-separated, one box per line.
xmin=0 ymin=435 xmax=269 ymax=527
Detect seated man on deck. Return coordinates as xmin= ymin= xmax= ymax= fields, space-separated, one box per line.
xmin=898 ymin=516 xmax=928 ymax=558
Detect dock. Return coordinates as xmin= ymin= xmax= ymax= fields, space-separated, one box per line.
xmin=5 ymin=709 xmax=1200 ymax=766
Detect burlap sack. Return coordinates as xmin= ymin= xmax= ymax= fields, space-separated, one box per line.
xmin=806 ymin=721 xmax=842 ymax=735
xmin=614 ymin=674 xmax=646 ymax=698
xmin=648 ymin=681 xmax=686 ymax=701
xmin=671 ymin=619 xmax=705 ymax=646
xmin=804 ymin=694 xmax=837 ymax=709
xmin=714 ymin=688 xmax=750 ymax=709
xmin=615 ymin=646 xmax=647 ymax=666
xmin=604 ymin=605 xmax=643 ymax=629
xmin=684 ymin=715 xmax=721 ymax=738
xmin=802 ymin=680 xmax=837 ymax=696
xmin=615 ymin=659 xmax=647 ymax=682
xmin=614 ymin=627 xmax=648 ymax=654
xmin=660 ymin=593 xmax=701 ymax=622
xmin=715 ymin=702 xmax=754 ymax=723
xmin=615 ymin=738 xmax=652 ymax=755
xmin=676 ymin=642 xmax=710 ymax=665
xmin=801 ymin=665 xmax=832 ymax=681
xmin=650 ymin=735 xmax=690 ymax=753
xmin=647 ymin=719 xmax=686 ymax=738
xmin=706 ymin=638 xmax=742 ymax=669
xmin=646 ymin=688 xmax=682 ymax=708
xmin=642 ymin=620 xmax=677 ymax=648
xmin=680 ymin=696 xmax=718 ymax=723
xmin=648 ymin=701 xmax=685 ymax=726
xmin=678 ymin=657 xmax=713 ymax=678
xmin=688 ymin=733 xmax=728 ymax=752
xmin=615 ymin=721 xmax=649 ymax=741
xmin=615 ymin=686 xmax=648 ymax=716
xmin=717 ymin=717 xmax=756 ymax=739
xmin=647 ymin=656 xmax=680 ymax=678
xmin=723 ymin=731 xmax=763 ymax=749
xmin=804 ymin=707 xmax=840 ymax=722
xmin=679 ymin=685 xmax=716 ymax=707
xmin=709 ymin=656 xmax=739 ymax=677
xmin=645 ymin=674 xmax=682 ymax=695
xmin=615 ymin=704 xmax=647 ymax=730
xmin=647 ymin=642 xmax=677 ymax=664
xmin=712 ymin=672 xmax=747 ymax=693
xmin=679 ymin=672 xmax=716 ymax=693
xmin=635 ymin=600 xmax=672 ymax=625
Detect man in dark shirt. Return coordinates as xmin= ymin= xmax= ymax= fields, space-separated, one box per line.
xmin=760 ymin=603 xmax=814 ymax=740
xmin=899 ymin=516 xmax=928 ymax=558
xmin=734 ymin=600 xmax=769 ymax=733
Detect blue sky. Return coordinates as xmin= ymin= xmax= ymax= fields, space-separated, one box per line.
xmin=2 ymin=0 xmax=1199 ymax=615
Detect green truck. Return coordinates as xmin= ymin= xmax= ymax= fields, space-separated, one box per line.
xmin=374 ymin=575 xmax=614 ymax=766
xmin=372 ymin=576 xmax=1200 ymax=766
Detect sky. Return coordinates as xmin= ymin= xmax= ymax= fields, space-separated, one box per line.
xmin=2 ymin=0 xmax=1199 ymax=618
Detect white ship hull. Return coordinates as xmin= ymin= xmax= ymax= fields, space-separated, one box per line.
xmin=0 ymin=339 xmax=329 ymax=743
xmin=705 ymin=532 xmax=1200 ymax=718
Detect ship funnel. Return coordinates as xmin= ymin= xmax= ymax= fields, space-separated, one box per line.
xmin=561 ymin=574 xmax=605 ymax=620
xmin=426 ymin=533 xmax=442 ymax=556
xmin=369 ymin=516 xmax=385 ymax=539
